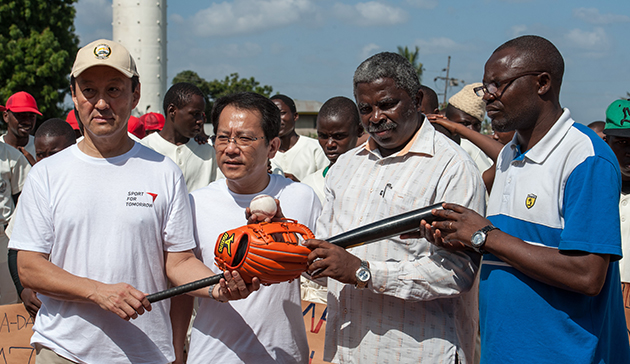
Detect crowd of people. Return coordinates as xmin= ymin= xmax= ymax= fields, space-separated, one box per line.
xmin=0 ymin=34 xmax=629 ymax=364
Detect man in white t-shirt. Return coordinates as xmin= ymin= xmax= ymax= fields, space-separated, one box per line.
xmin=141 ymin=82 xmax=217 ymax=193
xmin=187 ymin=92 xmax=321 ymax=363
xmin=1 ymin=91 xmax=41 ymax=164
xmin=8 ymin=39 xmax=257 ymax=364
xmin=270 ymin=94 xmax=328 ymax=182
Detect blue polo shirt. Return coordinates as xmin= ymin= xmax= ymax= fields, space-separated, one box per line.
xmin=481 ymin=109 xmax=630 ymax=363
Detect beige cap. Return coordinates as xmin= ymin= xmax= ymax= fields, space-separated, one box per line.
xmin=71 ymin=39 xmax=139 ymax=78
xmin=448 ymin=82 xmax=485 ymax=122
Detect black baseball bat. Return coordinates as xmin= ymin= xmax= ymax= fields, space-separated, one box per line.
xmin=146 ymin=202 xmax=444 ymax=303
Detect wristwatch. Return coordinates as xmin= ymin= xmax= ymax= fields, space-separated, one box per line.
xmin=355 ymin=260 xmax=371 ymax=289
xmin=470 ymin=225 xmax=499 ymax=253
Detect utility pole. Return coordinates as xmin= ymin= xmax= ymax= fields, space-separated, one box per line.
xmin=434 ymin=56 xmax=464 ymax=108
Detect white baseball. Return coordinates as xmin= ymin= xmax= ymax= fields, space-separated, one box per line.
xmin=250 ymin=194 xmax=277 ymax=218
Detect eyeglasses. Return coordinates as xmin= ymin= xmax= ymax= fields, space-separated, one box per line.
xmin=474 ymin=72 xmax=543 ymax=98
xmin=215 ymin=135 xmax=265 ymax=148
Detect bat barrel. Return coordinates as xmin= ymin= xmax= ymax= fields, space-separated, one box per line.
xmin=326 ymin=202 xmax=444 ymax=249
xmin=146 ymin=273 xmax=224 ymax=303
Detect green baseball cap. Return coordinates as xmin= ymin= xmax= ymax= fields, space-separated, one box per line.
xmin=604 ymin=99 xmax=630 ymax=137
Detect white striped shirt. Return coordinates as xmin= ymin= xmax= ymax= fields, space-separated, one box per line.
xmin=318 ymin=119 xmax=486 ymax=364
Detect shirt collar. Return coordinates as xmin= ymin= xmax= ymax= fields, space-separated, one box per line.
xmin=509 ymin=108 xmax=572 ymax=164
xmin=362 ymin=115 xmax=435 ymax=158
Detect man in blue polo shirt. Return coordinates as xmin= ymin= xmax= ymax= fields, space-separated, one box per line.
xmin=421 ymin=35 xmax=630 ymax=363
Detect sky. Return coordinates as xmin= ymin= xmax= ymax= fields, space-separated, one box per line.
xmin=74 ymin=0 xmax=630 ymax=124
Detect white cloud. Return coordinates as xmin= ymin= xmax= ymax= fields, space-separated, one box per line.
xmin=405 ymin=0 xmax=438 ymax=9
xmin=360 ymin=43 xmax=380 ymax=60
xmin=414 ymin=37 xmax=472 ymax=54
xmin=75 ymin=0 xmax=113 ymax=44
xmin=218 ymin=42 xmax=263 ymax=58
xmin=188 ymin=0 xmax=319 ymax=37
xmin=573 ymin=8 xmax=630 ymax=25
xmin=333 ymin=2 xmax=408 ymax=26
xmin=511 ymin=25 xmax=528 ymax=37
xmin=564 ymin=27 xmax=610 ymax=51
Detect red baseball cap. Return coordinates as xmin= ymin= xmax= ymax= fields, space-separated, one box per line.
xmin=0 ymin=105 xmax=5 ymax=112
xmin=128 ymin=115 xmax=145 ymax=139
xmin=141 ymin=112 xmax=165 ymax=131
xmin=5 ymin=91 xmax=42 ymax=115
xmin=66 ymin=110 xmax=80 ymax=130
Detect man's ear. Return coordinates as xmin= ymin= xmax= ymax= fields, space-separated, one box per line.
xmin=166 ymin=104 xmax=177 ymax=121
xmin=131 ymin=82 xmax=141 ymax=109
xmin=2 ymin=111 xmax=8 ymax=123
xmin=415 ymin=89 xmax=424 ymax=112
xmin=293 ymin=112 xmax=299 ymax=122
xmin=267 ymin=136 xmax=281 ymax=159
xmin=537 ymin=72 xmax=552 ymax=96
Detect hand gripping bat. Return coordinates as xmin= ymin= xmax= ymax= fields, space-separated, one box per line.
xmin=146 ymin=202 xmax=444 ymax=303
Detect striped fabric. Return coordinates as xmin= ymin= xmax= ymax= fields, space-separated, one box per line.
xmin=317 ymin=119 xmax=486 ymax=364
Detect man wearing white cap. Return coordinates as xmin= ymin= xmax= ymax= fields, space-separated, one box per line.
xmin=9 ymin=39 xmax=258 ymax=364
xmin=1 ymin=91 xmax=41 ymax=162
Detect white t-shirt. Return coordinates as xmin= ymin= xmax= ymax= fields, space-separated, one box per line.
xmin=460 ymin=138 xmax=493 ymax=172
xmin=141 ymin=132 xmax=217 ymax=192
xmin=188 ymin=174 xmax=322 ymax=364
xmin=271 ymin=135 xmax=328 ymax=181
xmin=301 ymin=166 xmax=327 ymax=205
xmin=9 ymin=142 xmax=196 ymax=364
xmin=0 ymin=134 xmax=36 ymax=161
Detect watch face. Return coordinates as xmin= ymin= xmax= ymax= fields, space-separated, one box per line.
xmin=471 ymin=232 xmax=485 ymax=247
xmin=357 ymin=268 xmax=371 ymax=282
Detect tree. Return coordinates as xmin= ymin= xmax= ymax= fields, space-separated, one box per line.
xmin=0 ymin=0 xmax=80 ymax=122
xmin=397 ymin=46 xmax=423 ymax=84
xmin=172 ymin=71 xmax=273 ymax=116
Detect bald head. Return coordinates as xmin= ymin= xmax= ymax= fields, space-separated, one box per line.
xmin=493 ymin=35 xmax=564 ymax=91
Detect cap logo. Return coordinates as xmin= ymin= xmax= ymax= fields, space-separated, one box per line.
xmin=93 ymin=44 xmax=112 ymax=59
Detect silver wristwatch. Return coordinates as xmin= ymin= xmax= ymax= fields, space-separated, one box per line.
xmin=355 ymin=260 xmax=371 ymax=289
xmin=471 ymin=225 xmax=499 ymax=253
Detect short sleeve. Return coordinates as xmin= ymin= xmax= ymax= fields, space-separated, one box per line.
xmin=162 ymin=174 xmax=196 ymax=252
xmin=560 ymin=155 xmax=622 ymax=258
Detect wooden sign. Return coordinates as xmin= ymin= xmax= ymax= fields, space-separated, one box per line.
xmin=0 ymin=304 xmax=35 ymax=364
xmin=302 ymin=300 xmax=331 ymax=364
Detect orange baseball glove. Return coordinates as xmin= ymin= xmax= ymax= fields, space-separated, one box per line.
xmin=214 ymin=219 xmax=315 ymax=285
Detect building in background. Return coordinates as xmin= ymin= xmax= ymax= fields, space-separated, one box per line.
xmin=113 ymin=0 xmax=167 ymax=116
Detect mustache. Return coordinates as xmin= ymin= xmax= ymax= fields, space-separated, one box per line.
xmin=367 ymin=120 xmax=396 ymax=133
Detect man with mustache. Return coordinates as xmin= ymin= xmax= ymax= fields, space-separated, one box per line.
xmin=422 ymin=35 xmax=630 ymax=363
xmin=304 ymin=52 xmax=486 ymax=363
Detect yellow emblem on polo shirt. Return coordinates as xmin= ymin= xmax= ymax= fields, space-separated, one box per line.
xmin=526 ymin=193 xmax=537 ymax=209
xmin=93 ymin=44 xmax=112 ymax=59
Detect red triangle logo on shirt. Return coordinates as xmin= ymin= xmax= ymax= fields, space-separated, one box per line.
xmin=147 ymin=193 xmax=158 ymax=202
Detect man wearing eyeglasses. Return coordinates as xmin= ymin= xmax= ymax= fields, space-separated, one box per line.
xmin=185 ymin=92 xmax=321 ymax=363
xmin=422 ymin=35 xmax=630 ymax=363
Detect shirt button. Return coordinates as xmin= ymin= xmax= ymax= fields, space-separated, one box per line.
xmin=623 ymin=200 xmax=628 ymax=206
xmin=379 ymin=287 xmax=385 ymax=292
xmin=343 ymin=309 xmax=347 ymax=314
xmin=623 ymin=217 xmax=626 ymax=222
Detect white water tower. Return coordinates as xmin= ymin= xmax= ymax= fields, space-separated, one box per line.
xmin=112 ymin=0 xmax=167 ymax=116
